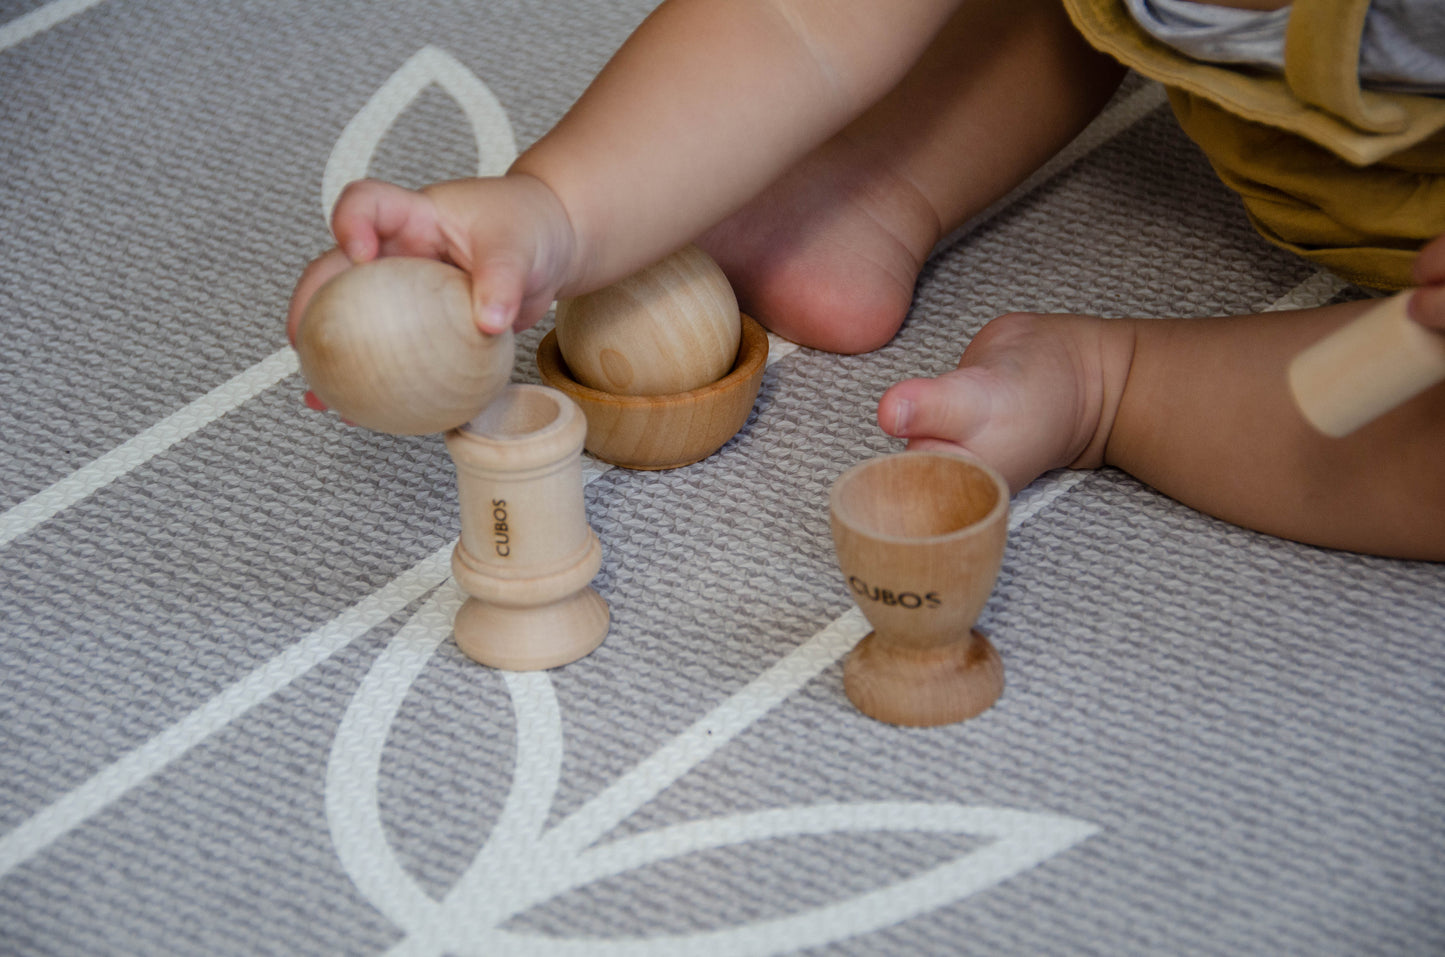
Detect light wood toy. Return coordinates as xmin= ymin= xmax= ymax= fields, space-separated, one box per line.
xmin=445 ymin=384 xmax=608 ymax=670
xmin=830 ymin=451 xmax=1009 ymax=727
xmin=554 ymin=243 xmax=741 ymax=395
xmin=294 ymin=257 xmax=514 ymax=435
xmin=538 ymin=245 xmax=768 ymax=469
xmin=294 ymin=259 xmax=603 ymax=668
xmin=1289 ymin=291 xmax=1445 ymax=437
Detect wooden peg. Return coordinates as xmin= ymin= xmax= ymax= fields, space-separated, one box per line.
xmin=445 ymin=384 xmax=608 ymax=670
xmin=554 ymin=244 xmax=741 ymax=396
xmin=830 ymin=451 xmax=1009 ymax=726
xmin=294 ymin=257 xmax=513 ymax=435
xmin=1289 ymin=291 xmax=1445 ymax=437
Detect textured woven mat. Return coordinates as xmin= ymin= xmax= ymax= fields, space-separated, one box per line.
xmin=3 ymin=1 xmax=1442 ymax=954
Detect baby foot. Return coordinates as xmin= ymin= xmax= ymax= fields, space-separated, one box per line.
xmin=877 ymin=312 xmax=1136 ymax=492
xmin=698 ymin=133 xmax=941 ymax=355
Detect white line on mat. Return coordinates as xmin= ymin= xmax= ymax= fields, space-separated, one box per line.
xmin=0 ymin=349 xmax=299 ymax=550
xmin=0 ymin=544 xmax=453 ymax=877
xmin=0 ymin=0 xmax=113 ymax=53
xmin=0 ymin=60 xmax=1177 ymax=879
xmin=1264 ymin=270 xmax=1350 ymax=313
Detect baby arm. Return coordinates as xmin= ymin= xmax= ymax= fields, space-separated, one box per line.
xmin=294 ymin=0 xmax=964 ymax=339
xmin=513 ymin=0 xmax=962 ymax=290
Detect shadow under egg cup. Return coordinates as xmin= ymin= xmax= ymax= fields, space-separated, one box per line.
xmin=445 ymin=384 xmax=608 ymax=670
xmin=830 ymin=451 xmax=1009 ymax=726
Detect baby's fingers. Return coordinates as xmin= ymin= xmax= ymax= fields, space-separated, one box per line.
xmin=1409 ymin=286 xmax=1445 ymax=332
xmin=331 ymin=179 xmax=446 ymax=263
xmin=1406 ymin=235 xmax=1445 ymax=331
xmin=878 ymin=375 xmax=992 ymax=445
xmin=286 ymin=248 xmax=350 ymax=344
xmin=1413 ymin=234 xmax=1445 ymax=286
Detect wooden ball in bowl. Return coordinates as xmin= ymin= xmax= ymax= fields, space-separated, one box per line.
xmin=294 ymin=257 xmax=514 ymax=435
xmin=553 ymin=244 xmax=741 ymax=396
xmin=537 ymin=314 xmax=768 ymax=470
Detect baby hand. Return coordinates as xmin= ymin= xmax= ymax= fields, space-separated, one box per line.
xmin=287 ymin=174 xmax=579 ymax=344
xmin=1409 ymin=233 xmax=1445 ymax=333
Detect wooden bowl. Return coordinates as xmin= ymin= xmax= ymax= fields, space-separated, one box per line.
xmin=537 ymin=314 xmax=768 ymax=469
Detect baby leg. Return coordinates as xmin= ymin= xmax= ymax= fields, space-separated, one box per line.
xmin=881 ymin=303 xmax=1445 ymax=560
xmin=699 ymin=0 xmax=1125 ymax=354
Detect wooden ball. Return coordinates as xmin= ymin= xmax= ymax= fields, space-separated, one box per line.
xmin=294 ymin=258 xmax=513 ymax=435
xmin=553 ymin=244 xmax=740 ymax=396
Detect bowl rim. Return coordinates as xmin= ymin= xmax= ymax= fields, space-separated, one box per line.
xmin=537 ymin=313 xmax=768 ymax=404
xmin=829 ymin=450 xmax=1010 ymax=546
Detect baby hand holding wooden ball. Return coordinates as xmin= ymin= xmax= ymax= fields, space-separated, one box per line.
xmin=554 ymin=244 xmax=741 ymax=396
xmin=292 ymin=257 xmax=514 ymax=435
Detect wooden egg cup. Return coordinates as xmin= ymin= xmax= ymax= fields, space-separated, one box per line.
xmin=1289 ymin=291 xmax=1445 ymax=437
xmin=537 ymin=314 xmax=768 ymax=469
xmin=294 ymin=257 xmax=513 ymax=435
xmin=830 ymin=451 xmax=1009 ymax=727
xmin=445 ymin=384 xmax=608 ymax=670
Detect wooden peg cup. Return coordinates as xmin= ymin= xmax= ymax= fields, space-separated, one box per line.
xmin=294 ymin=257 xmax=514 ymax=435
xmin=829 ymin=451 xmax=1009 ymax=726
xmin=1288 ymin=291 xmax=1445 ymax=437
xmin=445 ymin=384 xmax=608 ymax=670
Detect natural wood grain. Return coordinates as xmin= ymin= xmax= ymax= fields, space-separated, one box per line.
xmin=445 ymin=384 xmax=608 ymax=670
xmin=1289 ymin=291 xmax=1445 ymax=438
xmin=294 ymin=257 xmax=513 ymax=435
xmin=537 ymin=314 xmax=768 ymax=469
xmin=830 ymin=451 xmax=1009 ymax=726
xmin=554 ymin=244 xmax=741 ymax=396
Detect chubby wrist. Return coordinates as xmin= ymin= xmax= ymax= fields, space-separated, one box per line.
xmin=502 ymin=163 xmax=593 ymax=294
xmin=507 ymin=149 xmax=657 ymax=298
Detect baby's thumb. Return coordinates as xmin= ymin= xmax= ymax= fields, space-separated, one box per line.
xmin=469 ymin=256 xmax=528 ymax=335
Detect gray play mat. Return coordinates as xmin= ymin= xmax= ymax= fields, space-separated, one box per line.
xmin=3 ymin=1 xmax=1441 ymax=953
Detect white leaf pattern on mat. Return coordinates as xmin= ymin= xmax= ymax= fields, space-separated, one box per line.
xmin=326 ymin=585 xmax=1099 ymax=956
xmin=315 ymin=47 xmax=1099 ymax=955
xmin=0 ymin=52 xmax=1194 ymax=886
xmin=321 ymin=45 xmax=519 ymax=221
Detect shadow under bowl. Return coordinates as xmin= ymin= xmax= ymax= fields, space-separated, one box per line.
xmin=537 ymin=313 xmax=769 ymax=470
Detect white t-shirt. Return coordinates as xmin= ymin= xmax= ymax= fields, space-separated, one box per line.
xmin=1122 ymin=0 xmax=1445 ymax=93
